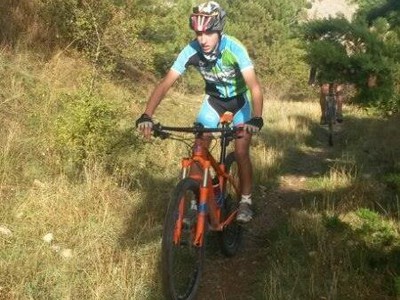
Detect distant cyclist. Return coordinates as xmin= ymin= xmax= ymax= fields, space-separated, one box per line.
xmin=308 ymin=67 xmax=344 ymax=124
xmin=135 ymin=1 xmax=264 ymax=223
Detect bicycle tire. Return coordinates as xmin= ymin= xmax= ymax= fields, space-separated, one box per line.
xmin=161 ymin=178 xmax=204 ymax=300
xmin=219 ymin=152 xmax=243 ymax=257
xmin=326 ymin=96 xmax=336 ymax=147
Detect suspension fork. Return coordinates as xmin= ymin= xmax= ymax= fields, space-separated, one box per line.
xmin=193 ymin=159 xmax=210 ymax=247
xmin=181 ymin=158 xmax=191 ymax=179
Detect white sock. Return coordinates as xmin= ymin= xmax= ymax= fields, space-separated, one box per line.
xmin=240 ymin=194 xmax=252 ymax=205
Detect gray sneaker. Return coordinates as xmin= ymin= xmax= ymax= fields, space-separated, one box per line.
xmin=236 ymin=202 xmax=254 ymax=223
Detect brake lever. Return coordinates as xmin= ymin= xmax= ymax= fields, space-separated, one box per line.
xmin=231 ymin=126 xmax=244 ymax=140
xmin=153 ymin=123 xmax=170 ymax=140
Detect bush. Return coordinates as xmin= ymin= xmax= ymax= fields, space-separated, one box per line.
xmin=55 ymin=90 xmax=121 ymax=175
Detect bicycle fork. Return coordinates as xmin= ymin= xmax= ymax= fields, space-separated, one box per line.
xmin=179 ymin=156 xmax=222 ymax=247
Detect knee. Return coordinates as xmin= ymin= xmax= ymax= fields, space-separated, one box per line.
xmin=320 ymin=84 xmax=329 ymax=95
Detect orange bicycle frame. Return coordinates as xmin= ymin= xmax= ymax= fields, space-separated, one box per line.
xmin=177 ymin=116 xmax=241 ymax=247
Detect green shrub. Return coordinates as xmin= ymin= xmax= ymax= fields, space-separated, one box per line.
xmin=383 ymin=173 xmax=400 ymax=194
xmin=55 ymin=90 xmax=121 ymax=174
xmin=355 ymin=208 xmax=398 ymax=247
xmin=395 ymin=276 xmax=400 ymax=297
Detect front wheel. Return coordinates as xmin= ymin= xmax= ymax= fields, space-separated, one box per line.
xmin=161 ymin=178 xmax=205 ymax=300
xmin=326 ymin=98 xmax=336 ymax=147
xmin=219 ymin=152 xmax=243 ymax=257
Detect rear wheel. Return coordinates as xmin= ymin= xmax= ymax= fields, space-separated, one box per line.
xmin=328 ymin=117 xmax=334 ymax=146
xmin=219 ymin=152 xmax=243 ymax=257
xmin=326 ymin=96 xmax=336 ymax=147
xmin=161 ymin=178 xmax=204 ymax=300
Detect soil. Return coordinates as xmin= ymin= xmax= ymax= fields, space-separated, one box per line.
xmin=196 ymin=123 xmax=345 ymax=300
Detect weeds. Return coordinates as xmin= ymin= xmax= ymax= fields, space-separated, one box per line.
xmin=1 ymin=46 xmax=400 ymax=299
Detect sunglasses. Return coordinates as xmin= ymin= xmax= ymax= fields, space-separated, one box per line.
xmin=192 ymin=7 xmax=219 ymax=16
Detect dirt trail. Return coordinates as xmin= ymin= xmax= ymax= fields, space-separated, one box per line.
xmin=196 ymin=124 xmax=344 ymax=299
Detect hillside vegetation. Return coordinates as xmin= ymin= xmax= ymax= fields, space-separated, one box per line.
xmin=1 ymin=0 xmax=400 ymax=299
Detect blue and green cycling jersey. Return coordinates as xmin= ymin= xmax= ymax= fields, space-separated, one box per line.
xmin=171 ymin=34 xmax=254 ymax=99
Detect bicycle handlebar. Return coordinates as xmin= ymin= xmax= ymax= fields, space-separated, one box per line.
xmin=152 ymin=123 xmax=239 ymax=139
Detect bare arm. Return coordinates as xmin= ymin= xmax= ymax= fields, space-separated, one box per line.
xmin=242 ymin=68 xmax=263 ymax=118
xmin=137 ymin=69 xmax=180 ymax=138
xmin=144 ymin=69 xmax=181 ymax=117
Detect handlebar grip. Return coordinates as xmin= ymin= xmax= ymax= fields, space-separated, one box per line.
xmin=153 ymin=124 xmax=170 ymax=139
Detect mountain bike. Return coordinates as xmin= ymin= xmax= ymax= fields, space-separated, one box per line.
xmin=325 ymin=83 xmax=337 ymax=146
xmin=153 ymin=112 xmax=243 ymax=300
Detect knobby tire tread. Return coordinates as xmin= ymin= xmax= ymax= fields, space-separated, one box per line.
xmin=219 ymin=152 xmax=243 ymax=257
xmin=326 ymin=96 xmax=336 ymax=147
xmin=161 ymin=178 xmax=204 ymax=300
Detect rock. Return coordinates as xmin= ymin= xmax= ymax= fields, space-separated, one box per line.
xmin=0 ymin=225 xmax=12 ymax=236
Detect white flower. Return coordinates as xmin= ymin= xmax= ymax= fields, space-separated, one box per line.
xmin=51 ymin=244 xmax=61 ymax=252
xmin=60 ymin=249 xmax=73 ymax=259
xmin=43 ymin=233 xmax=54 ymax=243
xmin=0 ymin=226 xmax=12 ymax=236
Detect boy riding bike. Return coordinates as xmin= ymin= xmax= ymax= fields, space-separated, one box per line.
xmin=319 ymin=82 xmax=344 ymax=124
xmin=308 ymin=67 xmax=344 ymax=125
xmin=135 ymin=1 xmax=264 ymax=223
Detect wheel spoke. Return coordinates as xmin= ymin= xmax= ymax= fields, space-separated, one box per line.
xmin=162 ymin=179 xmax=204 ymax=300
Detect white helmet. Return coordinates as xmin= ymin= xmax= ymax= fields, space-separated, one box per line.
xmin=189 ymin=1 xmax=226 ymax=32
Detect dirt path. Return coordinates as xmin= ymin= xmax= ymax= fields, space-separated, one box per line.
xmin=196 ymin=123 xmax=345 ymax=299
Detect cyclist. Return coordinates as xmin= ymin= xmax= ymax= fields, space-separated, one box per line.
xmin=135 ymin=1 xmax=264 ymax=223
xmin=308 ymin=67 xmax=344 ymax=124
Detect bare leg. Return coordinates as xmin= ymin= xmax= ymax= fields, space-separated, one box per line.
xmin=234 ymin=130 xmax=255 ymax=223
xmin=336 ymin=84 xmax=344 ymax=122
xmin=189 ymin=134 xmax=212 ymax=180
xmin=336 ymin=93 xmax=343 ymax=114
xmin=320 ymin=83 xmax=329 ymax=124
xmin=234 ymin=130 xmax=252 ymax=196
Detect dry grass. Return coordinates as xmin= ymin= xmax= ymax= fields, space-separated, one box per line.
xmin=1 ymin=48 xmax=400 ymax=299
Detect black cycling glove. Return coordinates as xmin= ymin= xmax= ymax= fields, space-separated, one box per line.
xmin=244 ymin=117 xmax=264 ymax=133
xmin=135 ymin=113 xmax=153 ymax=130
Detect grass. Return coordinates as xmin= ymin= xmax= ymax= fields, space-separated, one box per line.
xmin=257 ymin=106 xmax=400 ymax=299
xmin=1 ymin=48 xmax=400 ymax=299
xmin=262 ymin=205 xmax=400 ymax=299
